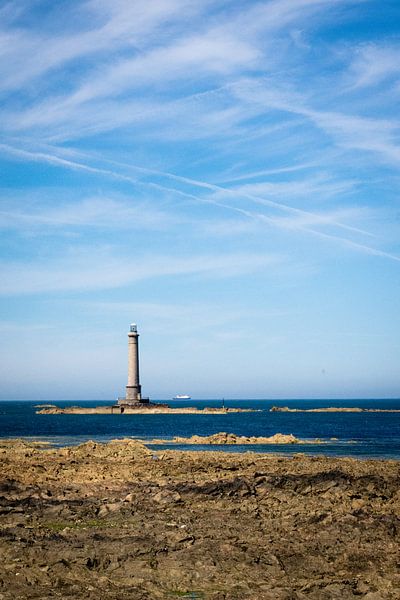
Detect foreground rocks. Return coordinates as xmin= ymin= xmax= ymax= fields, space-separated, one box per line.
xmin=0 ymin=439 xmax=399 ymax=599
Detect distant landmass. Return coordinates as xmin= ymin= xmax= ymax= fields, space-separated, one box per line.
xmin=270 ymin=406 xmax=400 ymax=413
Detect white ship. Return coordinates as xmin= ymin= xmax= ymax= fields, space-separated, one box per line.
xmin=173 ymin=394 xmax=191 ymax=400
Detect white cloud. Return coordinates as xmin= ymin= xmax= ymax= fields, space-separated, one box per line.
xmin=230 ymin=78 xmax=400 ymax=168
xmin=221 ymin=161 xmax=318 ymax=183
xmin=232 ymin=174 xmax=358 ymax=200
xmin=0 ymin=0 xmax=360 ymax=138
xmin=0 ymin=0 xmax=208 ymax=92
xmin=265 ymin=207 xmax=371 ymax=231
xmin=0 ymin=250 xmax=281 ymax=296
xmin=0 ymin=0 xmax=398 ymax=268
xmin=0 ymin=196 xmax=177 ymax=231
xmin=347 ymin=43 xmax=400 ymax=89
xmin=1 ymin=0 xmax=400 ymax=400
xmin=66 ymin=31 xmax=258 ymax=108
xmin=0 ymin=141 xmax=390 ymax=258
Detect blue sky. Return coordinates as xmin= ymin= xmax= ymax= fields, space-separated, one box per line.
xmin=0 ymin=0 xmax=399 ymax=400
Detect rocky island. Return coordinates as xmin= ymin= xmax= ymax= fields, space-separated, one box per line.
xmin=270 ymin=406 xmax=400 ymax=413
xmin=1 ymin=437 xmax=399 ymax=599
xmin=147 ymin=432 xmax=325 ymax=445
xmin=35 ymin=404 xmax=259 ymax=415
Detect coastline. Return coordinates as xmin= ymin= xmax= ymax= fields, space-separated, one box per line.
xmin=35 ymin=404 xmax=259 ymax=415
xmin=1 ymin=437 xmax=399 ymax=599
xmin=2 ymin=399 xmax=399 ymax=459
xmin=33 ymin=402 xmax=400 ymax=415
xmin=271 ymin=406 xmax=400 ymax=413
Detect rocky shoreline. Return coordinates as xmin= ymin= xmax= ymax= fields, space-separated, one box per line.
xmin=270 ymin=406 xmax=400 ymax=413
xmin=1 ymin=438 xmax=399 ymax=599
xmin=35 ymin=404 xmax=400 ymax=415
xmin=36 ymin=405 xmax=259 ymax=415
xmin=146 ymin=432 xmax=325 ymax=445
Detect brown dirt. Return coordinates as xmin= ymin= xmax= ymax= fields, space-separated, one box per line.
xmin=0 ymin=438 xmax=399 ymax=599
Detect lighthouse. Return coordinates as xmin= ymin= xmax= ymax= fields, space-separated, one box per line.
xmin=119 ymin=323 xmax=149 ymax=405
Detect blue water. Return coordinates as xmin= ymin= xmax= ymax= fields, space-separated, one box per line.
xmin=1 ymin=399 xmax=400 ymax=459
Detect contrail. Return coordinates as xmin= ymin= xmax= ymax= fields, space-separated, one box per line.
xmin=1 ymin=141 xmax=398 ymax=263
xmin=88 ymin=152 xmax=374 ymax=238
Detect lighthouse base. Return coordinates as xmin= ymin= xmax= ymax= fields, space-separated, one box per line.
xmin=115 ymin=398 xmax=170 ymax=412
xmin=118 ymin=397 xmax=150 ymax=406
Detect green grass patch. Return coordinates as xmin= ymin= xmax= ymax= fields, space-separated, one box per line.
xmin=166 ymin=592 xmax=205 ymax=599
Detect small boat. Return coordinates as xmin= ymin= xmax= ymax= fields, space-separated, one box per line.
xmin=173 ymin=394 xmax=191 ymax=400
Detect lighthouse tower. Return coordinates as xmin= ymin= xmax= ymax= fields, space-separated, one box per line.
xmin=119 ymin=324 xmax=149 ymax=405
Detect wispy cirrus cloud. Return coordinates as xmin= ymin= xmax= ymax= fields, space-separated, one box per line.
xmin=0 ymin=140 xmax=374 ymax=241
xmin=3 ymin=138 xmax=398 ymax=269
xmin=0 ymin=0 xmax=362 ymax=139
xmin=0 ymin=196 xmax=178 ymax=231
xmin=230 ymin=78 xmax=400 ymax=167
xmin=220 ymin=161 xmax=319 ymax=183
xmin=0 ymin=249 xmax=281 ymax=296
xmin=0 ymin=0 xmax=210 ymax=92
xmin=230 ymin=174 xmax=359 ymax=201
xmin=0 ymin=3 xmax=398 ymax=266
xmin=1 ymin=0 xmax=400 ymax=400
xmin=346 ymin=43 xmax=400 ymax=89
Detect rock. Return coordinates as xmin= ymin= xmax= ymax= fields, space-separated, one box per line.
xmin=168 ymin=432 xmax=306 ymax=444
xmin=123 ymin=493 xmax=135 ymax=502
xmin=152 ymin=490 xmax=182 ymax=504
xmin=0 ymin=438 xmax=399 ymax=599
xmin=97 ymin=503 xmax=121 ymax=517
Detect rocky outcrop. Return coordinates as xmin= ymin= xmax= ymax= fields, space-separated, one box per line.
xmin=149 ymin=432 xmax=320 ymax=444
xmin=37 ymin=405 xmax=259 ymax=415
xmin=270 ymin=406 xmax=400 ymax=412
xmin=1 ymin=438 xmax=399 ymax=599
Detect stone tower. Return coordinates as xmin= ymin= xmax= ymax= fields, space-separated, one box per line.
xmin=126 ymin=323 xmax=141 ymax=402
xmin=119 ymin=323 xmax=149 ymax=405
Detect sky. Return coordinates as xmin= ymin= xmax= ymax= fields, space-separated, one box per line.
xmin=0 ymin=0 xmax=399 ymax=400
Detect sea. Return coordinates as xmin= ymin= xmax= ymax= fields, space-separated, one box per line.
xmin=1 ymin=399 xmax=400 ymax=459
